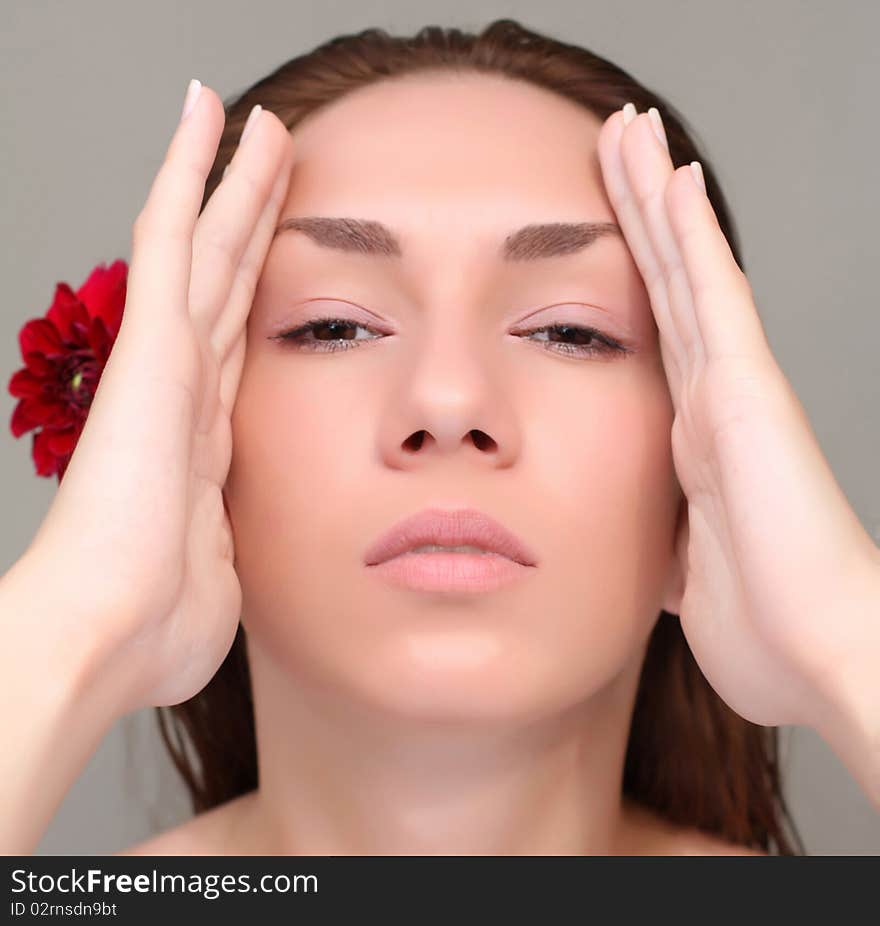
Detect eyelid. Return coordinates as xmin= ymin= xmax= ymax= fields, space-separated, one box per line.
xmin=267 ymin=298 xmax=392 ymax=338
xmin=270 ymin=299 xmax=630 ymax=343
xmin=515 ymin=301 xmax=615 ymax=323
xmin=511 ymin=302 xmax=630 ymax=338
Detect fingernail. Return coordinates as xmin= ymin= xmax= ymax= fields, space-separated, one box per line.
xmin=180 ymin=78 xmax=202 ymax=123
xmin=622 ymin=102 xmax=637 ymax=126
xmin=690 ymin=160 xmax=707 ymax=194
xmin=648 ymin=107 xmax=669 ymax=153
xmin=240 ymin=104 xmax=262 ymax=145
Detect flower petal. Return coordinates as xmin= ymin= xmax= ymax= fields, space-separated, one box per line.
xmin=23 ymin=351 xmax=52 ymax=376
xmin=87 ymin=316 xmax=111 ymax=359
xmin=19 ymin=317 xmax=63 ymax=358
xmin=46 ymin=427 xmax=79 ymax=456
xmin=47 ymin=404 xmax=78 ymax=427
xmin=76 ymin=259 xmax=128 ymax=339
xmin=45 ymin=283 xmax=82 ymax=342
xmin=10 ymin=400 xmax=38 ymax=437
xmin=19 ymin=397 xmax=63 ymax=425
xmin=7 ymin=368 xmax=44 ymax=398
xmin=32 ymin=430 xmax=62 ymax=477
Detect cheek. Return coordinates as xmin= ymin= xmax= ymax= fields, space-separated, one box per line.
xmin=223 ymin=359 xmax=382 ymax=684
xmin=522 ymin=369 xmax=678 ymax=659
xmin=225 ymin=362 xmax=365 ymax=554
xmin=223 ymin=347 xmax=680 ymax=717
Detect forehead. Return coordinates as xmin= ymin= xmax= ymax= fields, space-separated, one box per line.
xmin=282 ymin=72 xmax=611 ymax=225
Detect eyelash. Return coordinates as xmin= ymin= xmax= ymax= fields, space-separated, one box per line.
xmin=270 ymin=316 xmax=632 ymax=359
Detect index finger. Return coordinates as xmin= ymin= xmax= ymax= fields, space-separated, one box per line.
xmin=125 ymin=80 xmax=226 ymax=333
xmin=188 ymin=103 xmax=293 ymax=346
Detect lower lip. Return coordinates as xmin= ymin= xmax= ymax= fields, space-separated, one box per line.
xmin=366 ymin=550 xmax=533 ymax=592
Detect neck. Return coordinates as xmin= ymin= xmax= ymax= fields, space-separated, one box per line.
xmin=235 ymin=634 xmax=648 ymax=855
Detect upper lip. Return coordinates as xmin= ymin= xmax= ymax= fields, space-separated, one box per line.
xmin=363 ymin=507 xmax=539 ymax=567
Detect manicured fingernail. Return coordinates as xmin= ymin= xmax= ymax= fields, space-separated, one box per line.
xmin=690 ymin=160 xmax=706 ymax=194
xmin=622 ymin=102 xmax=637 ymax=126
xmin=240 ymin=104 xmax=262 ymax=145
xmin=648 ymin=107 xmax=669 ymax=153
xmin=180 ymin=78 xmax=202 ymax=123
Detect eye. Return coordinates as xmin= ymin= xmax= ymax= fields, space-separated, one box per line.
xmin=270 ymin=317 xmax=385 ymax=353
xmin=516 ymin=323 xmax=631 ymax=359
xmin=270 ymin=316 xmax=633 ymax=359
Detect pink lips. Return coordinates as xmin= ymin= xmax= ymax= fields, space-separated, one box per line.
xmin=363 ymin=507 xmax=538 ymax=594
xmin=363 ymin=507 xmax=539 ymax=567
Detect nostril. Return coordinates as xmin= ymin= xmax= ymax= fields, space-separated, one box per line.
xmin=403 ymin=430 xmax=427 ymax=452
xmin=401 ymin=430 xmax=496 ymax=453
xmin=471 ymin=430 xmax=495 ymax=451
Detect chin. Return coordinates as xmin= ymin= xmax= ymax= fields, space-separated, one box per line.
xmin=320 ymin=633 xmax=603 ymax=727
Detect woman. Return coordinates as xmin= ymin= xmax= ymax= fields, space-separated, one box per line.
xmin=3 ymin=19 xmax=878 ymax=855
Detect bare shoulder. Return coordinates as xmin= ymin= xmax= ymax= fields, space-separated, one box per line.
xmin=117 ymin=793 xmax=768 ymax=856
xmin=673 ymin=830 xmax=768 ymax=856
xmin=618 ymin=798 xmax=768 ymax=856
xmin=115 ymin=793 xmax=256 ymax=856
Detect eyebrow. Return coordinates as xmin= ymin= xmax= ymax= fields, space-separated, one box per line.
xmin=272 ymin=216 xmax=622 ymax=261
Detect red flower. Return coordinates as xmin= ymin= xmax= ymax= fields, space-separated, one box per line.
xmin=7 ymin=260 xmax=128 ymax=482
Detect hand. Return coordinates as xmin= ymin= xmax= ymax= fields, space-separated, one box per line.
xmin=596 ymin=103 xmax=880 ymax=737
xmin=11 ymin=83 xmax=294 ymax=713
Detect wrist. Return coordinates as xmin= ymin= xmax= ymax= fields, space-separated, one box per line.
xmin=809 ymin=546 xmax=880 ymax=809
xmin=812 ymin=676 xmax=880 ymax=811
xmin=0 ymin=553 xmax=127 ymax=852
xmin=0 ymin=550 xmax=131 ymax=728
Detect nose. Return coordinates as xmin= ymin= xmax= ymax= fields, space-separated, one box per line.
xmin=376 ymin=329 xmax=522 ymax=471
xmin=402 ymin=425 xmax=497 ymax=456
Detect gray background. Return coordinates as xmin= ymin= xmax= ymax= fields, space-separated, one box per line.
xmin=2 ymin=0 xmax=878 ymax=855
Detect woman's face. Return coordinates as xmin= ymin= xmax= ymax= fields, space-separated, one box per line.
xmin=224 ymin=73 xmax=686 ymax=722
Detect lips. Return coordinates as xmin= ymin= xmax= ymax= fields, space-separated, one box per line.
xmin=363 ymin=507 xmax=538 ymax=567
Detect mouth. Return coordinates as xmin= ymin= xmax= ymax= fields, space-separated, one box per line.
xmin=399 ymin=543 xmax=504 ymax=556
xmin=364 ymin=508 xmax=537 ymax=592
xmin=363 ymin=507 xmax=538 ymax=569
xmin=365 ymin=547 xmax=533 ymax=594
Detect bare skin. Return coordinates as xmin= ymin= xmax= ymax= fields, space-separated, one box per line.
xmin=9 ymin=71 xmax=838 ymax=855
xmin=117 ymin=793 xmax=767 ymax=856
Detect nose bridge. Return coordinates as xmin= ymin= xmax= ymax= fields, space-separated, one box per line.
xmin=403 ymin=215 xmax=496 ymax=311
xmin=374 ymin=254 xmax=522 ymax=468
xmin=406 ymin=290 xmax=499 ymax=400
xmin=404 ymin=319 xmax=518 ymax=458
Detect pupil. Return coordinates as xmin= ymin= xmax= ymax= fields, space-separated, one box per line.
xmin=552 ymin=326 xmax=589 ymax=344
xmin=320 ymin=322 xmax=353 ymax=340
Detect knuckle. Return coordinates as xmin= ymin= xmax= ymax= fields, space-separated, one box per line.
xmin=643 ymin=264 xmax=667 ymax=303
xmin=233 ymin=167 xmax=263 ymax=202
xmin=691 ymin=271 xmax=720 ymax=305
xmin=235 ymin=254 xmax=261 ymax=296
xmin=632 ymin=181 xmax=656 ymax=211
xmin=196 ymin=225 xmax=234 ymax=263
xmin=132 ymin=207 xmax=150 ymax=239
xmin=180 ymin=153 xmax=207 ymax=188
xmin=736 ymin=268 xmax=754 ymax=298
xmin=133 ymin=157 xmax=205 ymax=242
xmin=677 ymin=217 xmax=703 ymax=254
xmin=666 ymin=258 xmax=688 ymax=293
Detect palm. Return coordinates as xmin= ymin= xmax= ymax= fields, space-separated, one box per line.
xmin=21 ymin=85 xmax=294 ymax=715
xmin=144 ymin=319 xmax=245 ymax=706
xmin=670 ymin=350 xmax=836 ymax=725
xmin=31 ymin=310 xmax=245 ymax=709
xmin=598 ymin=105 xmax=878 ymax=731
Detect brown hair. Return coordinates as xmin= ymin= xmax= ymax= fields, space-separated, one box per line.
xmin=155 ymin=18 xmax=805 ymax=855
